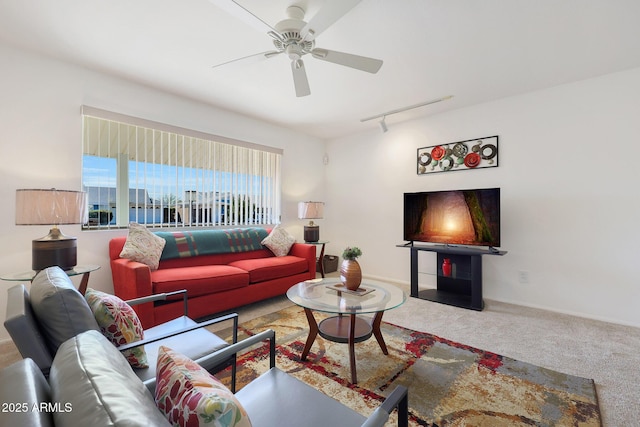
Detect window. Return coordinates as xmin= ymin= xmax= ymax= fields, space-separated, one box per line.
xmin=81 ymin=107 xmax=282 ymax=229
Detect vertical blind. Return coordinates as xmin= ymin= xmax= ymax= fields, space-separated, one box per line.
xmin=81 ymin=107 xmax=282 ymax=229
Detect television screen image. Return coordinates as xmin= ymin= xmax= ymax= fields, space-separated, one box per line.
xmin=404 ymin=188 xmax=500 ymax=248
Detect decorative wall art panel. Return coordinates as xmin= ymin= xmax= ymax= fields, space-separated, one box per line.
xmin=417 ymin=136 xmax=499 ymax=175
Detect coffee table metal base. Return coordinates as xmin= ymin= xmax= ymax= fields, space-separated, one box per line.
xmin=300 ymin=308 xmax=388 ymax=384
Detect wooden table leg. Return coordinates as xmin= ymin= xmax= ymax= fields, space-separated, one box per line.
xmin=372 ymin=311 xmax=389 ymax=355
xmin=301 ymin=308 xmax=319 ymax=361
xmin=348 ymin=313 xmax=358 ymax=384
xmin=78 ymin=272 xmax=91 ymax=295
xmin=318 ymin=243 xmax=326 ymax=278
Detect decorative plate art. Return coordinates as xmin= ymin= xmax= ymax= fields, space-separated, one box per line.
xmin=417 ymin=135 xmax=499 ymax=175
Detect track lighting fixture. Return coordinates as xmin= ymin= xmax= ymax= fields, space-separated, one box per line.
xmin=361 ymin=95 xmax=454 ymax=132
xmin=379 ymin=116 xmax=388 ymax=133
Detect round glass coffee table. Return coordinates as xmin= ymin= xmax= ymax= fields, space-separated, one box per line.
xmin=286 ymin=278 xmax=406 ymax=384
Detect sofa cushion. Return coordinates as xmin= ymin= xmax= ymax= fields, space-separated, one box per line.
xmin=157 ymin=248 xmax=275 ymax=270
xmin=229 ymin=256 xmax=309 ymax=283
xmin=132 ymin=316 xmax=229 ymax=386
xmin=84 ymin=288 xmax=148 ymax=369
xmin=49 ymin=330 xmax=171 ymax=427
xmin=29 ymin=266 xmax=100 ymax=354
xmin=151 ymin=265 xmax=249 ymax=296
xmin=155 ymin=346 xmax=252 ymax=427
xmin=120 ymin=222 xmax=166 ymax=270
xmin=236 ymin=368 xmax=366 ymax=427
xmin=158 ymin=227 xmax=269 ymax=260
xmin=261 ymin=225 xmax=296 ymax=257
xmin=0 ymin=359 xmax=54 ymax=427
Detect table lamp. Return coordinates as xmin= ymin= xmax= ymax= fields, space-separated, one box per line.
xmin=298 ymin=201 xmax=324 ymax=242
xmin=15 ymin=189 xmax=88 ymax=271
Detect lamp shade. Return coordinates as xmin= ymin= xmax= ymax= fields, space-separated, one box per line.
xmin=297 ymin=202 xmax=324 ymax=220
xmin=298 ymin=201 xmax=323 ymax=243
xmin=16 ymin=189 xmax=88 ymax=225
xmin=16 ymin=189 xmax=88 ymax=271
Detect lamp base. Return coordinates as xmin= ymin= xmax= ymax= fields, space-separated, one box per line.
xmin=304 ymin=225 xmax=320 ymax=243
xmin=32 ymin=236 xmax=77 ymax=271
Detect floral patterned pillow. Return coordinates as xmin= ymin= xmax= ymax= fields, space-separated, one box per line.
xmin=155 ymin=346 xmax=252 ymax=427
xmin=261 ymin=225 xmax=296 ymax=257
xmin=84 ymin=288 xmax=148 ymax=368
xmin=119 ymin=222 xmax=166 ymax=270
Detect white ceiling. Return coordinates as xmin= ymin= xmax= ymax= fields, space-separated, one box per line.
xmin=1 ymin=0 xmax=640 ymax=139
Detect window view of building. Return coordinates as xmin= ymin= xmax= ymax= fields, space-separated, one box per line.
xmin=82 ymin=110 xmax=282 ymax=229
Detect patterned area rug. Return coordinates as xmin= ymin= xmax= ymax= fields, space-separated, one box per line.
xmin=215 ymin=306 xmax=601 ymax=426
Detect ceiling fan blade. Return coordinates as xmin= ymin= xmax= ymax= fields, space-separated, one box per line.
xmin=291 ymin=59 xmax=311 ymax=97
xmin=208 ymin=0 xmax=280 ymax=38
xmin=300 ymin=0 xmax=362 ymax=41
xmin=212 ymin=50 xmax=281 ymax=70
xmin=311 ymin=48 xmax=383 ymax=73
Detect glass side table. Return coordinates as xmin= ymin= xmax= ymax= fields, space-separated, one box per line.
xmin=304 ymin=240 xmax=328 ymax=277
xmin=1 ymin=264 xmax=101 ymax=295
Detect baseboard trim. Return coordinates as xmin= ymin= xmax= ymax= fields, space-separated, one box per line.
xmin=364 ymin=274 xmax=640 ymax=329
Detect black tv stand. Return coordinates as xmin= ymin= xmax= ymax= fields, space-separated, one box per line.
xmin=397 ymin=244 xmax=507 ymax=311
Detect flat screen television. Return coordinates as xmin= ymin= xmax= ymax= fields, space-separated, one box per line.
xmin=403 ymin=188 xmax=501 ymax=248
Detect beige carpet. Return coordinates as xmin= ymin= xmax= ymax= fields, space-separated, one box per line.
xmin=209 ymin=279 xmax=639 ymax=427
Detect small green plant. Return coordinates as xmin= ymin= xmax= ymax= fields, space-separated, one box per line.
xmin=342 ymin=246 xmax=362 ymax=260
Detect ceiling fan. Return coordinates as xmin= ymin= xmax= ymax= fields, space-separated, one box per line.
xmin=208 ymin=0 xmax=383 ymax=97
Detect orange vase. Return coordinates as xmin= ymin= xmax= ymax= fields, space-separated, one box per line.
xmin=340 ymin=259 xmax=362 ymax=291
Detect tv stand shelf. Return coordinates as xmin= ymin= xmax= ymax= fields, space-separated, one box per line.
xmin=397 ymin=244 xmax=507 ymax=311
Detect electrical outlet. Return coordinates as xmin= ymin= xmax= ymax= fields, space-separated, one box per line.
xmin=518 ymin=270 xmax=530 ymax=284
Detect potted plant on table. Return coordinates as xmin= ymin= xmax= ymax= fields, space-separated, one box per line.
xmin=340 ymin=246 xmax=363 ymax=291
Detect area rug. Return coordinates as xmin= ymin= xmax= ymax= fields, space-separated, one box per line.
xmin=214 ymin=306 xmax=601 ymax=426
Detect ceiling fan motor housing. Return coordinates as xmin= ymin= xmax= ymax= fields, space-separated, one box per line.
xmin=273 ymin=6 xmax=314 ymax=55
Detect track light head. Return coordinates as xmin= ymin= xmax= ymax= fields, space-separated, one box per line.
xmin=379 ymin=117 xmax=388 ymax=133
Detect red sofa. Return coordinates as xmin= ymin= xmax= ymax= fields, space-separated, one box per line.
xmin=109 ymin=228 xmax=315 ymax=328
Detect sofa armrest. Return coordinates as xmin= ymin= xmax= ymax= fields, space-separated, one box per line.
xmin=117 ymin=312 xmax=239 ymax=353
xmin=142 ymin=328 xmax=275 ymax=390
xmin=289 ymin=243 xmax=316 ymax=279
xmin=110 ymin=258 xmax=155 ymax=328
xmin=127 ymin=289 xmax=189 ymax=317
xmin=360 ymin=385 xmax=409 ymax=427
xmin=0 ymin=359 xmax=54 ymax=427
xmin=197 ymin=328 xmax=275 ymax=368
xmin=4 ymin=284 xmax=54 ymax=377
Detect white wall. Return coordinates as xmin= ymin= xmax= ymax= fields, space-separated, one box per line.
xmin=2 ymin=41 xmax=638 ymax=344
xmin=0 ymin=43 xmax=326 ymax=340
xmin=323 ymin=67 xmax=640 ymax=327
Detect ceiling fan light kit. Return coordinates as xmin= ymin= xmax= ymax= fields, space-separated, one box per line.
xmin=209 ymin=0 xmax=383 ymax=97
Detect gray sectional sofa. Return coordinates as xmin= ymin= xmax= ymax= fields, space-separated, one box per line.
xmin=0 ymin=331 xmax=173 ymax=426
xmin=1 ymin=266 xmax=409 ymax=427
xmin=0 ymin=329 xmax=409 ymax=427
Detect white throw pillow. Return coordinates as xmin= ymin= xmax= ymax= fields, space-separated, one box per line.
xmin=119 ymin=223 xmax=166 ymax=270
xmin=261 ymin=225 xmax=296 ymax=257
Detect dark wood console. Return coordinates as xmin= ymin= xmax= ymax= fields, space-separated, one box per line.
xmin=398 ymin=244 xmax=507 ymax=311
